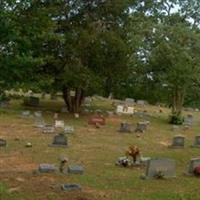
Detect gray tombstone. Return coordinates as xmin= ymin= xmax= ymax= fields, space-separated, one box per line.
xmin=184 ymin=114 xmax=194 ymax=126
xmin=22 ymin=110 xmax=31 ymax=117
xmin=42 ymin=124 xmax=55 ymax=133
xmin=119 ymin=123 xmax=132 ymax=133
xmin=142 ymin=158 xmax=176 ymax=179
xmin=24 ymin=96 xmax=39 ymax=107
xmin=188 ymin=158 xmax=200 ymax=175
xmin=38 ymin=164 xmax=57 ymax=173
xmin=68 ymin=165 xmax=84 ymax=174
xmin=64 ymin=126 xmax=74 ymax=134
xmin=34 ymin=111 xmax=42 ymax=118
xmin=61 ymin=184 xmax=82 ymax=191
xmin=135 ymin=122 xmax=148 ymax=133
xmin=0 ymin=139 xmax=7 ymax=147
xmin=125 ymin=98 xmax=135 ymax=105
xmin=50 ymin=133 xmax=68 ymax=147
xmin=170 ymin=136 xmax=185 ymax=148
xmin=191 ymin=136 xmax=200 ymax=148
xmin=35 ymin=118 xmax=45 ymax=128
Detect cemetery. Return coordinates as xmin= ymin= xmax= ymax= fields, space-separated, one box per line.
xmin=1 ymin=96 xmax=200 ymax=200
xmin=1 ymin=1 xmax=200 ymax=200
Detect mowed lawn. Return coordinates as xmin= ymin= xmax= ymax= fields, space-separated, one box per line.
xmin=1 ymin=98 xmax=200 ymax=200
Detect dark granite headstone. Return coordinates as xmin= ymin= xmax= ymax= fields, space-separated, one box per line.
xmin=142 ymin=158 xmax=176 ymax=179
xmin=119 ymin=123 xmax=131 ymax=133
xmin=135 ymin=122 xmax=148 ymax=133
xmin=50 ymin=133 xmax=68 ymax=147
xmin=0 ymin=139 xmax=6 ymax=147
xmin=169 ymin=136 xmax=185 ymax=148
xmin=38 ymin=164 xmax=57 ymax=173
xmin=188 ymin=158 xmax=200 ymax=175
xmin=68 ymin=165 xmax=84 ymax=174
xmin=61 ymin=184 xmax=82 ymax=191
xmin=191 ymin=136 xmax=200 ymax=148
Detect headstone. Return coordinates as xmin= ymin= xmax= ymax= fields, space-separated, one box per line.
xmin=24 ymin=96 xmax=39 ymax=107
xmin=188 ymin=158 xmax=200 ymax=175
xmin=184 ymin=114 xmax=194 ymax=126
xmin=0 ymin=139 xmax=7 ymax=147
xmin=55 ymin=120 xmax=65 ymax=128
xmin=68 ymin=165 xmax=84 ymax=174
xmin=42 ymin=124 xmax=55 ymax=133
xmin=119 ymin=123 xmax=132 ymax=133
xmin=191 ymin=136 xmax=200 ymax=148
xmin=88 ymin=115 xmax=106 ymax=126
xmin=22 ymin=110 xmax=31 ymax=117
xmin=64 ymin=126 xmax=74 ymax=134
xmin=135 ymin=122 xmax=148 ymax=133
xmin=171 ymin=125 xmax=179 ymax=131
xmin=169 ymin=136 xmax=185 ymax=148
xmin=74 ymin=113 xmax=79 ymax=119
xmin=116 ymin=105 xmax=124 ymax=114
xmin=61 ymin=107 xmax=68 ymax=113
xmin=125 ymin=98 xmax=135 ymax=105
xmin=50 ymin=133 xmax=68 ymax=147
xmin=116 ymin=105 xmax=134 ymax=115
xmin=38 ymin=164 xmax=57 ymax=173
xmin=34 ymin=111 xmax=42 ymax=118
xmin=137 ymin=100 xmax=146 ymax=106
xmin=142 ymin=158 xmax=176 ymax=179
xmin=61 ymin=184 xmax=82 ymax=191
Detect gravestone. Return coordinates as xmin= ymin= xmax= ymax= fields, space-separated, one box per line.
xmin=64 ymin=126 xmax=74 ymax=134
xmin=142 ymin=158 xmax=176 ymax=179
xmin=137 ymin=100 xmax=146 ymax=106
xmin=61 ymin=107 xmax=68 ymax=113
xmin=55 ymin=120 xmax=65 ymax=128
xmin=50 ymin=133 xmax=68 ymax=147
xmin=135 ymin=122 xmax=148 ymax=133
xmin=38 ymin=164 xmax=57 ymax=173
xmin=42 ymin=124 xmax=55 ymax=133
xmin=188 ymin=158 xmax=200 ymax=175
xmin=119 ymin=123 xmax=132 ymax=133
xmin=0 ymin=139 xmax=7 ymax=147
xmin=21 ymin=110 xmax=31 ymax=117
xmin=34 ymin=111 xmax=42 ymax=118
xmin=169 ymin=136 xmax=185 ymax=148
xmin=61 ymin=184 xmax=82 ymax=191
xmin=125 ymin=98 xmax=135 ymax=105
xmin=116 ymin=105 xmax=124 ymax=114
xmin=68 ymin=165 xmax=84 ymax=174
xmin=24 ymin=96 xmax=39 ymax=107
xmin=191 ymin=136 xmax=200 ymax=148
xmin=184 ymin=114 xmax=194 ymax=126
xmin=88 ymin=115 xmax=106 ymax=126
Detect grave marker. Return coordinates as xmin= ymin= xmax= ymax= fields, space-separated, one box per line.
xmin=169 ymin=136 xmax=185 ymax=148
xmin=0 ymin=139 xmax=7 ymax=147
xmin=49 ymin=133 xmax=68 ymax=147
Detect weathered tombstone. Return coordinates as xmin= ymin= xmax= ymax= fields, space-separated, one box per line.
xmin=64 ymin=126 xmax=74 ymax=134
xmin=119 ymin=123 xmax=132 ymax=133
xmin=184 ymin=114 xmax=194 ymax=126
xmin=50 ymin=133 xmax=68 ymax=147
xmin=55 ymin=120 xmax=65 ymax=128
xmin=125 ymin=98 xmax=135 ymax=104
xmin=61 ymin=184 xmax=82 ymax=191
xmin=169 ymin=136 xmax=185 ymax=148
xmin=126 ymin=107 xmax=134 ymax=115
xmin=135 ymin=122 xmax=148 ymax=133
xmin=0 ymin=139 xmax=7 ymax=147
xmin=34 ymin=111 xmax=42 ymax=118
xmin=191 ymin=136 xmax=200 ymax=148
xmin=171 ymin=125 xmax=179 ymax=132
xmin=24 ymin=96 xmax=39 ymax=107
xmin=142 ymin=158 xmax=176 ymax=179
xmin=88 ymin=115 xmax=106 ymax=126
xmin=38 ymin=164 xmax=57 ymax=173
xmin=116 ymin=105 xmax=124 ymax=114
xmin=61 ymin=107 xmax=68 ymax=113
xmin=188 ymin=158 xmax=200 ymax=175
xmin=137 ymin=100 xmax=146 ymax=106
xmin=21 ymin=110 xmax=31 ymax=117
xmin=68 ymin=165 xmax=84 ymax=174
xmin=42 ymin=124 xmax=55 ymax=133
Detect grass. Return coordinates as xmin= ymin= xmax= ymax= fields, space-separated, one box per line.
xmin=1 ymin=97 xmax=200 ymax=199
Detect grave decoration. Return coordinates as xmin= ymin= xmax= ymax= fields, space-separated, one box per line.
xmin=187 ymin=158 xmax=200 ymax=177
xmin=88 ymin=115 xmax=106 ymax=126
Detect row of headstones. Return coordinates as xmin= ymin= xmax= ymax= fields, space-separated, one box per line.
xmin=169 ymin=135 xmax=200 ymax=148
xmin=119 ymin=122 xmax=149 ymax=133
xmin=142 ymin=157 xmax=200 ymax=179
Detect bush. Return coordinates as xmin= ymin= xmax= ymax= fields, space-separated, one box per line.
xmin=169 ymin=114 xmax=184 ymax=125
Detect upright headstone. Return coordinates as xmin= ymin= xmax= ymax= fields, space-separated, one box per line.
xmin=188 ymin=158 xmax=200 ymax=175
xmin=24 ymin=96 xmax=39 ymax=107
xmin=119 ymin=123 xmax=132 ymax=133
xmin=38 ymin=164 xmax=57 ymax=173
xmin=142 ymin=158 xmax=176 ymax=179
xmin=55 ymin=120 xmax=65 ymax=128
xmin=64 ymin=126 xmax=74 ymax=134
xmin=184 ymin=114 xmax=194 ymax=126
xmin=116 ymin=105 xmax=124 ymax=114
xmin=125 ymin=98 xmax=135 ymax=105
xmin=0 ymin=139 xmax=7 ymax=147
xmin=68 ymin=165 xmax=84 ymax=174
xmin=135 ymin=122 xmax=148 ymax=133
xmin=21 ymin=110 xmax=31 ymax=117
xmin=50 ymin=133 xmax=68 ymax=147
xmin=169 ymin=136 xmax=185 ymax=148
xmin=42 ymin=124 xmax=55 ymax=133
xmin=191 ymin=136 xmax=200 ymax=148
xmin=34 ymin=111 xmax=42 ymax=118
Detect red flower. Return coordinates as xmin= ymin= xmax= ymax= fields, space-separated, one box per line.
xmin=193 ymin=166 xmax=200 ymax=176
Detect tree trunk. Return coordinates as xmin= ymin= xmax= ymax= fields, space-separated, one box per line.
xmin=171 ymin=87 xmax=185 ymax=116
xmin=62 ymin=86 xmax=84 ymax=113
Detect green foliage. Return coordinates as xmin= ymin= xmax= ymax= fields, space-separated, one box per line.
xmin=169 ymin=113 xmax=184 ymax=125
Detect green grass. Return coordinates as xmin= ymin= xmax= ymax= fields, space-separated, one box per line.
xmin=1 ymin=98 xmax=200 ymax=199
